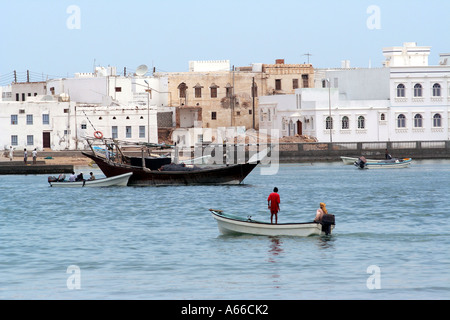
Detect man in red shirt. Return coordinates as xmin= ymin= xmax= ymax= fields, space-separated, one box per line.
xmin=267 ymin=187 xmax=280 ymax=224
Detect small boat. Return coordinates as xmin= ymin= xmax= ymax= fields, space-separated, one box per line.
xmin=209 ymin=209 xmax=335 ymax=237
xmin=341 ymin=156 xmax=380 ymax=165
xmin=48 ymin=172 xmax=132 ymax=187
xmin=354 ymin=157 xmax=412 ymax=169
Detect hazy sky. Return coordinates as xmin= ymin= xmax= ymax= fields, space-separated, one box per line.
xmin=1 ymin=0 xmax=449 ymax=83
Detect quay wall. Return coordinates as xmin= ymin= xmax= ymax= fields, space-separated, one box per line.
xmin=192 ymin=140 xmax=450 ymax=163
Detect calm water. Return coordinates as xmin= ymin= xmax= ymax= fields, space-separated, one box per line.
xmin=0 ymin=160 xmax=449 ymax=300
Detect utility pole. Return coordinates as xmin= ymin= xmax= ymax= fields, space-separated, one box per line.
xmin=252 ymin=77 xmax=255 ymax=130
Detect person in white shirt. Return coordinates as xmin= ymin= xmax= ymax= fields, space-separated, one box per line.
xmin=69 ymin=172 xmax=76 ymax=182
xmin=32 ymin=148 xmax=37 ymax=164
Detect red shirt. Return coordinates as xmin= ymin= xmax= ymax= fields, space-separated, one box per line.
xmin=267 ymin=192 xmax=280 ymax=213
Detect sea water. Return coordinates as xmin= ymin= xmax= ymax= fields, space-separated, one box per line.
xmin=0 ymin=160 xmax=449 ymax=300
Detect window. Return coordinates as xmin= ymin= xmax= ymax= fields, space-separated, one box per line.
xmin=195 ymin=87 xmax=202 ymax=98
xmin=414 ymin=114 xmax=423 ymax=128
xmin=16 ymin=93 xmax=19 ymax=101
xmin=81 ymin=124 xmax=87 ymax=129
xmin=275 ymin=79 xmax=282 ymax=91
xmin=112 ymin=126 xmax=118 ymax=139
xmin=358 ymin=116 xmax=365 ymax=129
xmin=414 ymin=83 xmax=422 ymax=97
xmin=397 ymin=114 xmax=406 ymax=128
xmin=11 ymin=135 xmax=18 ymax=146
xmin=27 ymin=135 xmax=34 ymax=145
xmin=293 ymin=79 xmax=299 ymax=89
xmin=397 ymin=84 xmax=405 ymax=97
xmin=126 ymin=126 xmax=132 ymax=138
xmin=26 ymin=114 xmax=33 ymax=125
xmin=210 ymin=87 xmax=218 ymax=98
xmin=139 ymin=126 xmax=145 ymax=138
xmin=326 ymin=116 xmax=333 ymax=130
xmin=302 ymin=74 xmax=309 ymax=88
xmin=433 ymin=114 xmax=442 ymax=127
xmin=380 ymin=113 xmax=386 ymax=121
xmin=178 ymin=83 xmax=187 ymax=98
xmin=115 ymin=87 xmax=122 ymax=92
xmin=42 ymin=114 xmax=49 ymax=125
xmin=11 ymin=115 xmax=18 ymax=125
xmin=433 ymin=83 xmax=441 ymax=97
xmin=211 ymin=112 xmax=217 ymax=120
xmin=341 ymin=116 xmax=349 ymax=129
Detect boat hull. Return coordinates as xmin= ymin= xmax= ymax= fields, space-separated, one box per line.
xmin=49 ymin=172 xmax=132 ymax=187
xmin=363 ymin=158 xmax=412 ymax=169
xmin=210 ymin=210 xmax=334 ymax=237
xmin=82 ymin=152 xmax=258 ymax=186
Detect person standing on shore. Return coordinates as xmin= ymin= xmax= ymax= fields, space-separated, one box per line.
xmin=267 ymin=187 xmax=281 ymax=224
xmin=9 ymin=146 xmax=14 ymax=161
xmin=23 ymin=149 xmax=27 ymax=164
xmin=32 ymin=148 xmax=37 ymax=164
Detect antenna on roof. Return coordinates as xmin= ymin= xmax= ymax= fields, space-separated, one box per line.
xmin=303 ymin=53 xmax=312 ymax=64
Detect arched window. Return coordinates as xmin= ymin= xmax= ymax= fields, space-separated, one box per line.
xmin=397 ymin=114 xmax=406 ymax=128
xmin=397 ymin=84 xmax=405 ymax=97
xmin=358 ymin=116 xmax=365 ymax=129
xmin=380 ymin=113 xmax=385 ymax=121
xmin=414 ymin=114 xmax=423 ymax=128
xmin=178 ymin=82 xmax=187 ymax=98
xmin=414 ymin=83 xmax=422 ymax=97
xmin=433 ymin=113 xmax=442 ymax=127
xmin=433 ymin=83 xmax=441 ymax=97
xmin=341 ymin=116 xmax=349 ymax=129
xmin=326 ymin=116 xmax=333 ymax=130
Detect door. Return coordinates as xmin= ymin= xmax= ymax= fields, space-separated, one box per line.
xmin=297 ymin=120 xmax=303 ymax=135
xmin=43 ymin=132 xmax=50 ymax=149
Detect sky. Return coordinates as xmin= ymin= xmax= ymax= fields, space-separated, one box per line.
xmin=1 ymin=0 xmax=449 ymax=84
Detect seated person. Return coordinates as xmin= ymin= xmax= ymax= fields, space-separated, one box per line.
xmin=314 ymin=202 xmax=328 ymax=223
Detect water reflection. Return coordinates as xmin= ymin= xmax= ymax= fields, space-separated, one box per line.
xmin=316 ymin=235 xmax=336 ymax=249
xmin=267 ymin=237 xmax=283 ymax=289
xmin=267 ymin=236 xmax=283 ymax=262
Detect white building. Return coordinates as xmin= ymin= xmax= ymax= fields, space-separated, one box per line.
xmin=259 ymin=42 xmax=450 ymax=143
xmin=1 ymin=66 xmax=168 ymax=151
xmin=0 ymin=95 xmax=77 ymax=151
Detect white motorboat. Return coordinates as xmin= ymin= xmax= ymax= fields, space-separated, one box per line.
xmin=209 ymin=209 xmax=335 ymax=237
xmin=341 ymin=156 xmax=379 ymax=165
xmin=48 ymin=172 xmax=132 ymax=187
xmin=354 ymin=157 xmax=412 ymax=169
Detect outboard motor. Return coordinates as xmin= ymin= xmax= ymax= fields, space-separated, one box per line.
xmin=354 ymin=156 xmax=367 ymax=169
xmin=320 ymin=214 xmax=335 ymax=235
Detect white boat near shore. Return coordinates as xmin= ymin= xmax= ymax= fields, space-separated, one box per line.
xmin=341 ymin=156 xmax=380 ymax=165
xmin=210 ymin=209 xmax=335 ymax=237
xmin=48 ymin=172 xmax=132 ymax=187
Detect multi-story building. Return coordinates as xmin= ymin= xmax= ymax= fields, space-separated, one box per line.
xmin=259 ymin=42 xmax=450 ymax=143
xmin=1 ymin=66 xmax=166 ymax=150
xmin=161 ymin=59 xmax=314 ymax=146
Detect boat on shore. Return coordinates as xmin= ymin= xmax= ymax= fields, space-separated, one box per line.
xmin=81 ymin=137 xmax=261 ymax=186
xmin=209 ymin=209 xmax=335 ymax=237
xmin=48 ymin=172 xmax=132 ymax=187
xmin=354 ymin=157 xmax=412 ymax=169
